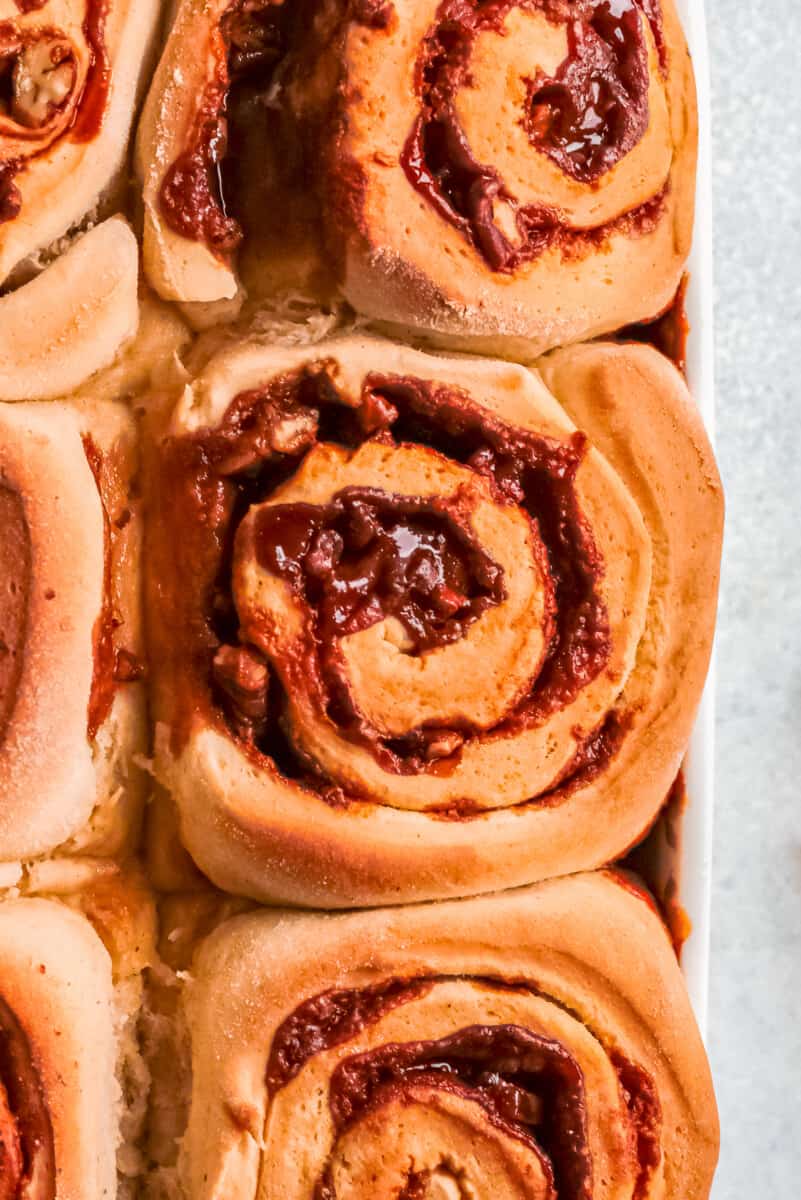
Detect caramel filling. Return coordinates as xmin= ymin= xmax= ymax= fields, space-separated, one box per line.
xmin=265 ymin=977 xmax=662 ymax=1200
xmin=0 ymin=486 xmax=30 ymax=749
xmin=401 ymin=0 xmax=666 ymax=272
xmin=526 ymin=0 xmax=650 ymax=181
xmin=323 ymin=1025 xmax=590 ymax=1198
xmin=250 ymin=489 xmax=505 ymax=653
xmin=156 ymin=365 xmax=615 ymax=797
xmin=267 ymin=978 xmax=433 ymax=1093
xmin=156 ymin=0 xmax=668 ymax=270
xmin=159 ymin=0 xmax=293 ymax=255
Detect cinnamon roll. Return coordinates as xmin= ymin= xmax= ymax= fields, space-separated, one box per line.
xmin=135 ymin=0 xmax=695 ymax=355
xmin=145 ymin=332 xmax=722 ymax=906
xmin=0 ymin=894 xmax=150 ymax=1200
xmin=0 ymin=397 xmax=144 ymax=862
xmin=168 ymin=873 xmax=718 ymax=1200
xmin=0 ymin=0 xmax=160 ymax=284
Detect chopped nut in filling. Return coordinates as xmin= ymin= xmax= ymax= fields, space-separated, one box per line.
xmin=0 ymin=33 xmax=76 ymax=130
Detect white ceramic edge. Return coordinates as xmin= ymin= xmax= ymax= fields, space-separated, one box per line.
xmin=673 ymin=0 xmax=714 ymax=1039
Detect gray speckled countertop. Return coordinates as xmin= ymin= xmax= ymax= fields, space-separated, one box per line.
xmin=708 ymin=1 xmax=801 ymax=1193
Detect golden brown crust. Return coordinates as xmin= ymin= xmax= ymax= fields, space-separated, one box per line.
xmin=0 ymin=898 xmax=119 ymax=1200
xmin=146 ymin=332 xmax=722 ymax=906
xmin=0 ymin=0 xmax=161 ymax=284
xmin=0 ymin=399 xmax=144 ymax=862
xmin=135 ymin=0 xmax=238 ymax=305
xmin=135 ymin=0 xmax=694 ymax=354
xmin=0 ymin=218 xmax=140 ymax=402
xmin=178 ymin=874 xmax=718 ymax=1200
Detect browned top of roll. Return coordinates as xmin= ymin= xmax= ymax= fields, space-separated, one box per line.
xmin=0 ymin=399 xmax=142 ymax=860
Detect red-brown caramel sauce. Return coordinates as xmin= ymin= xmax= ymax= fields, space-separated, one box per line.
xmin=616 ymin=274 xmax=690 ymax=376
xmin=159 ymin=0 xmax=294 ymax=254
xmin=70 ymin=0 xmax=110 ymax=143
xmin=620 ymin=769 xmax=691 ymax=959
xmin=159 ymin=365 xmax=612 ymax=791
xmin=158 ymin=33 xmax=241 ymax=255
xmin=0 ymin=994 xmax=55 ymax=1200
xmin=364 ymin=376 xmax=610 ymax=730
xmin=425 ymin=709 xmax=630 ymax=821
xmin=251 ymin=488 xmax=506 ymax=653
xmin=82 ymin=437 xmax=142 ymax=742
xmin=394 ymin=1172 xmax=429 ymax=1200
xmin=0 ymin=161 xmax=22 ymax=224
xmin=158 ymin=0 xmax=396 ymax=255
xmin=526 ymin=0 xmax=650 ymax=182
xmin=610 ymin=1052 xmax=662 ymax=1200
xmin=324 ymin=1025 xmax=588 ymax=1197
xmin=401 ymin=0 xmax=666 ymax=272
xmin=0 ymin=486 xmax=30 ymax=748
xmin=265 ymin=975 xmax=661 ymax=1200
xmin=266 ymin=977 xmax=433 ymax=1093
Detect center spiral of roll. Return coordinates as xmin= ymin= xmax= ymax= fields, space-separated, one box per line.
xmin=163 ymin=353 xmax=650 ymax=815
xmin=0 ymin=2 xmax=108 ymax=223
xmin=402 ymin=0 xmax=671 ymax=271
xmin=261 ymin=976 xmax=662 ymax=1200
xmin=0 ymin=995 xmax=55 ymax=1200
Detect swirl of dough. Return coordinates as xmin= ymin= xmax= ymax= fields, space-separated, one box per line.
xmin=178 ymin=875 xmax=719 ymax=1200
xmin=146 ymin=332 xmax=721 ymax=907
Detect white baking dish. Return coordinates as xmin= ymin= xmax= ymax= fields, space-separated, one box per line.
xmin=672 ymin=0 xmax=715 ymax=1036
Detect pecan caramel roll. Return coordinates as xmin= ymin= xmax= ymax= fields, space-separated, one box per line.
xmin=136 ymin=0 xmax=695 ymax=356
xmin=145 ymin=333 xmax=721 ymax=907
xmin=172 ymin=874 xmax=718 ymax=1200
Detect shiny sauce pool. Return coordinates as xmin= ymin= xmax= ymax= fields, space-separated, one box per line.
xmin=252 ymin=487 xmax=505 ymax=653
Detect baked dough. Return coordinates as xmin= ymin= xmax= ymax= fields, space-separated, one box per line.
xmin=174 ymin=873 xmax=718 ymax=1200
xmin=0 ymin=898 xmax=118 ymax=1200
xmin=296 ymin=0 xmax=698 ymax=357
xmin=0 ymin=217 xmax=139 ymax=401
xmin=0 ymin=397 xmax=144 ymax=862
xmin=146 ymin=332 xmax=722 ymax=906
xmin=134 ymin=0 xmax=696 ymax=355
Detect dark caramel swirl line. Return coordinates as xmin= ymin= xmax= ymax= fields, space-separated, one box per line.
xmin=264 ymin=972 xmax=662 ymax=1200
xmin=156 ymin=363 xmax=615 ymax=805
